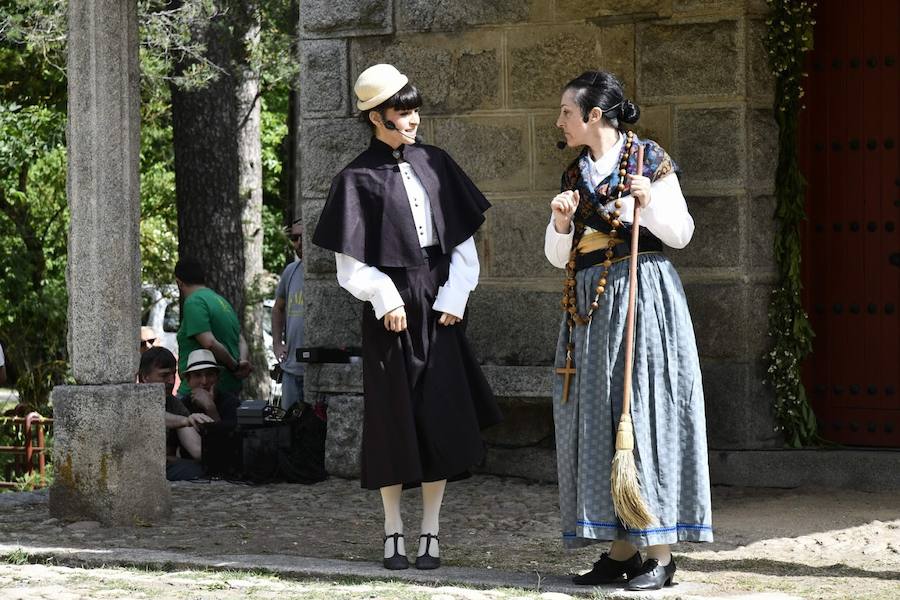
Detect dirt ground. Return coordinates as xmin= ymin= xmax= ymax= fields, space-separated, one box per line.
xmin=0 ymin=476 xmax=898 ymax=599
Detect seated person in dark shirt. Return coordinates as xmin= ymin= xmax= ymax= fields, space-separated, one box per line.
xmin=178 ymin=349 xmax=240 ymax=423
xmin=137 ymin=347 xmax=213 ymax=480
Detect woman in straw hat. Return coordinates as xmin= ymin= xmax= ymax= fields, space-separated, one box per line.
xmin=313 ymin=64 xmax=502 ymax=571
xmin=545 ymin=71 xmax=713 ymax=590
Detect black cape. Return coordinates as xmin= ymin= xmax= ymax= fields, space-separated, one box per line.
xmin=313 ymin=137 xmax=490 ymax=267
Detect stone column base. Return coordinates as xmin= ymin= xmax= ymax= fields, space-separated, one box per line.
xmin=49 ymin=384 xmax=171 ymax=525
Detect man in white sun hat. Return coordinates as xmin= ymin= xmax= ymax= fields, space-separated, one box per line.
xmin=313 ymin=63 xmax=502 ymax=571
xmin=176 ymin=348 xmax=240 ymax=423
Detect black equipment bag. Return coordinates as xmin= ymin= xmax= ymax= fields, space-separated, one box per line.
xmin=200 ymin=401 xmax=326 ymax=484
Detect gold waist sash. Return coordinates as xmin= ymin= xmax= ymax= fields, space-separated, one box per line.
xmin=576 ymin=230 xmax=625 ymax=254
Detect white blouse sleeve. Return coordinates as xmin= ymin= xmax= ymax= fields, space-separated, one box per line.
xmin=610 ymin=172 xmax=694 ymax=249
xmin=433 ymin=236 xmax=479 ymax=318
xmin=544 ymin=219 xmax=574 ymax=269
xmin=335 ymin=253 xmax=404 ymax=320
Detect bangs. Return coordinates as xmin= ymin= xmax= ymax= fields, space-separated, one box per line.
xmin=384 ymin=83 xmax=422 ymax=111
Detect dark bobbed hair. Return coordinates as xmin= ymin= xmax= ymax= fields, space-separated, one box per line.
xmin=564 ymin=71 xmax=640 ymax=129
xmin=139 ymin=346 xmax=176 ymax=377
xmin=359 ymin=82 xmax=423 ymax=128
xmin=174 ymin=257 xmax=205 ymax=285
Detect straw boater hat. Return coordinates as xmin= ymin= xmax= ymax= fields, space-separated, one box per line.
xmin=354 ymin=64 xmax=409 ymax=111
xmin=183 ymin=349 xmax=219 ymax=374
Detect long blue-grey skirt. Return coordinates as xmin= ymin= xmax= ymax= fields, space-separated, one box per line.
xmin=553 ymin=252 xmax=713 ymax=548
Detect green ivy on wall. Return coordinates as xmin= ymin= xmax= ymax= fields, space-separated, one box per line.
xmin=763 ymin=0 xmax=818 ymax=447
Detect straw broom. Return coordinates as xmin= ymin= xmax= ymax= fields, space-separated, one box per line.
xmin=610 ymin=144 xmax=656 ymax=530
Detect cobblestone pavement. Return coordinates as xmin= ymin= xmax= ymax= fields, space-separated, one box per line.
xmin=0 ymin=476 xmax=898 ymax=599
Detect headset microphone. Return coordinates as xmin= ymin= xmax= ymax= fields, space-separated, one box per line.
xmin=556 ymin=141 xmax=567 ymax=150
xmin=384 ymin=119 xmax=418 ymax=143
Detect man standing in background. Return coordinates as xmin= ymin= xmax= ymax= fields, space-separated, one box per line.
xmin=272 ymin=218 xmax=305 ymax=410
xmin=174 ymin=257 xmax=252 ymax=396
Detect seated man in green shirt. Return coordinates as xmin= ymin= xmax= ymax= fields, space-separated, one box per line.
xmin=174 ymin=258 xmax=252 ymax=396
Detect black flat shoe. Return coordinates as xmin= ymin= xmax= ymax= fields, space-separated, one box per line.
xmin=382 ymin=532 xmax=409 ymax=570
xmin=572 ymin=551 xmax=643 ymax=585
xmin=415 ymin=533 xmax=440 ymax=570
xmin=626 ymin=556 xmax=676 ymax=591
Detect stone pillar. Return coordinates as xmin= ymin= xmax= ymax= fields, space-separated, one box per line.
xmin=50 ymin=0 xmax=170 ymax=524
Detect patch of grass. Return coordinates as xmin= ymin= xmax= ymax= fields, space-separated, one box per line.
xmin=3 ymin=548 xmax=29 ymax=565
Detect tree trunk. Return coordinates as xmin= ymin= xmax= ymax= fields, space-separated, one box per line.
xmin=171 ymin=14 xmax=245 ymax=318
xmin=236 ymin=15 xmax=271 ymax=402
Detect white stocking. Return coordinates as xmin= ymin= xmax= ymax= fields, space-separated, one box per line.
xmin=380 ymin=484 xmax=404 ymax=557
xmin=419 ymin=479 xmax=446 ymax=557
xmin=646 ymin=544 xmax=671 ymax=565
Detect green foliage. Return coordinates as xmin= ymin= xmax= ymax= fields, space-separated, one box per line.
xmin=0 ymin=0 xmax=296 ymax=404
xmin=260 ymin=92 xmax=292 ymax=272
xmin=764 ymin=0 xmax=818 ymax=447
xmin=0 ymin=103 xmax=69 ymax=385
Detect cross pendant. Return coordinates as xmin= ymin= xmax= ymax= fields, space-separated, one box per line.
xmin=555 ymin=354 xmax=576 ymax=404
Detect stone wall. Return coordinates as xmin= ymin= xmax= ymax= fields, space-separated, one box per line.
xmin=297 ymin=0 xmax=780 ymax=480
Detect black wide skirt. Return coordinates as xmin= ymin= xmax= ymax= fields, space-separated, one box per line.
xmin=359 ymin=249 xmax=502 ymax=490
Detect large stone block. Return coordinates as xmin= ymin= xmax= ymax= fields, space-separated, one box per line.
xmin=534 ymin=112 xmax=580 ymax=191
xmin=683 ymin=282 xmax=746 ymax=359
xmin=67 ymin=0 xmax=141 ymax=384
xmin=298 ymin=0 xmax=392 ymax=38
xmin=299 ymin=118 xmax=369 ymax=196
xmin=748 ymin=108 xmax=777 ymax=194
xmin=746 ymin=283 xmax=773 ymax=359
xmin=323 ymin=394 xmax=363 ymax=479
xmin=710 ymin=449 xmax=900 ymax=490
xmin=431 ymin=117 xmax=530 ymax=193
xmin=466 ymin=285 xmax=562 ymax=365
xmin=481 ymin=365 xmax=555 ymax=399
xmin=556 ymin=0 xmax=672 ymax=19
xmin=351 ymin=33 xmax=502 ymax=114
xmin=476 ymin=445 xmax=558 ymax=482
xmin=673 ymin=0 xmax=743 ymax=11
xmin=630 ymin=105 xmax=672 ymax=151
xmin=749 ymin=195 xmax=776 ymax=271
xmin=485 ymin=197 xmax=561 ymax=279
xmin=667 ymin=196 xmax=743 ymax=269
xmin=507 ymin=24 xmax=603 ymax=109
xmin=301 ymin=198 xmax=334 ymax=275
xmin=395 ymin=0 xmax=545 ymax=32
xmin=49 ymin=384 xmax=170 ymax=525
xmin=638 ymin=20 xmax=742 ymax=100
xmin=482 ymin=401 xmax=553 ymax=446
xmin=299 ymin=39 xmax=348 ymax=116
xmin=702 ymin=360 xmax=780 ymax=448
xmin=597 ymin=24 xmax=637 ymax=97
xmin=673 ymin=107 xmax=745 ymax=191
xmin=304 ymin=278 xmax=363 ymax=348
xmin=746 ymin=19 xmax=775 ymax=100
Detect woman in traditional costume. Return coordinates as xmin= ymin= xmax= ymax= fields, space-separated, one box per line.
xmin=545 ymin=71 xmax=713 ymax=590
xmin=313 ymin=64 xmax=501 ymax=571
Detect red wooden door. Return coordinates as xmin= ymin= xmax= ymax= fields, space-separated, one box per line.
xmin=800 ymin=0 xmax=900 ymax=446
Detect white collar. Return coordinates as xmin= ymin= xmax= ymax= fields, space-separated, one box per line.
xmin=586 ymin=133 xmax=624 ymax=182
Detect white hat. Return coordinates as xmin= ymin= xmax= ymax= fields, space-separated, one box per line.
xmin=183 ymin=349 xmax=219 ymax=374
xmin=354 ymin=64 xmax=409 ymax=111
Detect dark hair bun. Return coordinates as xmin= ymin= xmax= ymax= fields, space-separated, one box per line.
xmin=620 ymin=99 xmax=640 ymax=124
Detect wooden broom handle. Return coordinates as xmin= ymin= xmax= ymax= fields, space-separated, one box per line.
xmin=621 ymin=145 xmax=644 ymax=416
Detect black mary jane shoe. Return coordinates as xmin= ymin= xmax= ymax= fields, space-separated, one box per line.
xmin=572 ymin=551 xmax=643 ymax=585
xmin=415 ymin=533 xmax=440 ymax=570
xmin=382 ymin=532 xmax=409 ymax=570
xmin=626 ymin=556 xmax=677 ymax=591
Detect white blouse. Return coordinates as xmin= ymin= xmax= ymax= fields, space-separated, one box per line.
xmin=544 ymin=136 xmax=694 ymax=269
xmin=335 ymin=160 xmax=479 ymax=320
